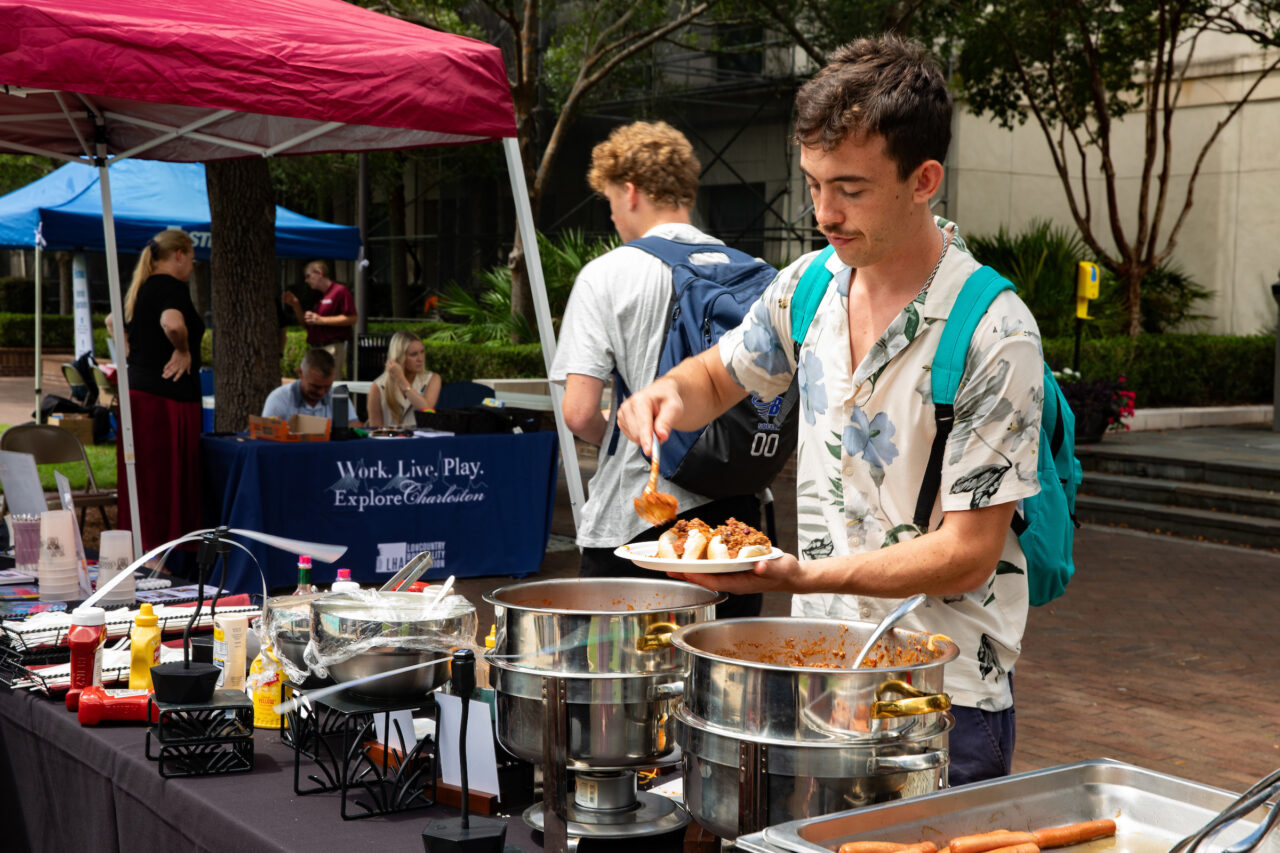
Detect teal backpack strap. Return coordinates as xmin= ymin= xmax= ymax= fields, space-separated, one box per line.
xmin=929 ymin=266 xmax=1015 ymax=406
xmin=912 ymin=265 xmax=1016 ymax=528
xmin=789 ymin=245 xmax=837 ymax=348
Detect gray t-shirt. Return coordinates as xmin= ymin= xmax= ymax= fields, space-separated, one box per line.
xmin=550 ymin=223 xmax=730 ymax=548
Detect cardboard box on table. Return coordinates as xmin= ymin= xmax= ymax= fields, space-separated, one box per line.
xmin=247 ymin=414 xmax=330 ymax=442
xmin=49 ymin=413 xmax=95 ymax=446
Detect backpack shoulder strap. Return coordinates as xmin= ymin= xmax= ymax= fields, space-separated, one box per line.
xmin=790 ymin=245 xmax=837 ymax=347
xmin=929 ymin=265 xmax=1015 ymax=406
xmin=626 ymin=236 xmax=755 ymax=268
xmin=913 ymin=265 xmax=1017 ymax=528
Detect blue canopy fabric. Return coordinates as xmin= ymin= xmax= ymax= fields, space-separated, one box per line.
xmin=0 ymin=160 xmax=360 ymax=259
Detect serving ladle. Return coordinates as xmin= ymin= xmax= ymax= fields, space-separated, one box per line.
xmin=853 ymin=593 xmax=926 ymax=668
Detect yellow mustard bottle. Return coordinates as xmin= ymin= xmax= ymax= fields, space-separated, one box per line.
xmin=249 ymin=648 xmax=284 ymax=730
xmin=128 ymin=603 xmax=162 ymax=690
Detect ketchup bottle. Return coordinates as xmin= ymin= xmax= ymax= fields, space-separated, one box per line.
xmin=77 ymin=685 xmax=158 ymax=725
xmin=65 ymin=606 xmax=108 ymax=712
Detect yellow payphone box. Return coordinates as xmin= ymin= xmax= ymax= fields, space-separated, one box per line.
xmin=1076 ymin=261 xmax=1099 ymax=319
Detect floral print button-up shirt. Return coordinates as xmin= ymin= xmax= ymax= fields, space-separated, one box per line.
xmin=718 ymin=222 xmax=1043 ymax=711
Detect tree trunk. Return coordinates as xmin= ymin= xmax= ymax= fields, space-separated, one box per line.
xmin=389 ymin=175 xmax=408 ymax=318
xmin=206 ymin=159 xmax=279 ymax=432
xmin=190 ymin=260 xmax=211 ymax=319
xmin=1123 ymin=265 xmax=1144 ymax=338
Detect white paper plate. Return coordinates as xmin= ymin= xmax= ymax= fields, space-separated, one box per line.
xmin=614 ymin=541 xmax=784 ymax=574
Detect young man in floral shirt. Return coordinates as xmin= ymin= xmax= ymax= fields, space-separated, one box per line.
xmin=617 ymin=35 xmax=1044 ymax=785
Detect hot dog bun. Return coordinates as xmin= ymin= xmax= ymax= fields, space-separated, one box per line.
xmin=707 ymin=536 xmax=730 ymax=560
xmin=682 ymin=528 xmax=709 ymax=560
xmin=736 ymin=544 xmax=772 ymax=559
xmin=657 ymin=530 xmax=679 ymax=560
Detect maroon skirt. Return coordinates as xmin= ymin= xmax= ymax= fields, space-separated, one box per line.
xmin=116 ymin=389 xmax=203 ymax=556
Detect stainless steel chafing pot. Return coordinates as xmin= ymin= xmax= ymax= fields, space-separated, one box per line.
xmin=671 ymin=616 xmax=959 ymax=838
xmin=484 ymin=577 xmax=722 ymax=770
xmin=672 ymin=616 xmax=957 ymax=743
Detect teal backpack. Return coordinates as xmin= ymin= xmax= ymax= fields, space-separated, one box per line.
xmin=789 ymin=246 xmax=1082 ymax=606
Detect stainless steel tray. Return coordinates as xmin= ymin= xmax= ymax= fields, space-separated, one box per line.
xmin=737 ymin=759 xmax=1276 ymax=853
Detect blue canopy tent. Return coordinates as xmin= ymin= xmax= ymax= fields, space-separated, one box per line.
xmin=0 ymin=159 xmax=361 ymax=258
xmin=0 ymin=159 xmax=361 ymax=415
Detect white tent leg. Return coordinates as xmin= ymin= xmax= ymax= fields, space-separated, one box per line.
xmin=501 ymin=138 xmax=584 ymax=532
xmin=97 ymin=161 xmax=143 ymax=559
xmin=33 ymin=244 xmax=42 ymax=419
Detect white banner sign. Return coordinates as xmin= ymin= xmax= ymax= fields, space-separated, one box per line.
xmin=72 ymin=253 xmax=93 ymax=358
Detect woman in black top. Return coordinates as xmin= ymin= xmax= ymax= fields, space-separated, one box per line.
xmin=110 ymin=229 xmax=205 ymax=556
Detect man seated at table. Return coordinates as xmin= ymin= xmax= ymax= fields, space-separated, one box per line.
xmin=262 ymin=348 xmax=359 ymax=424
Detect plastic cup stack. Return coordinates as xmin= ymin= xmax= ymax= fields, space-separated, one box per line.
xmin=95 ymin=530 xmax=136 ymax=606
xmin=38 ymin=509 xmax=81 ymax=602
xmin=10 ymin=514 xmax=42 ymax=574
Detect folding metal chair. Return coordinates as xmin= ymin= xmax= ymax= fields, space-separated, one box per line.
xmin=0 ymin=423 xmax=116 ymax=531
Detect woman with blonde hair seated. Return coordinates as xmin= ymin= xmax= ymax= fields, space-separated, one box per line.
xmin=367 ymin=331 xmax=441 ymax=427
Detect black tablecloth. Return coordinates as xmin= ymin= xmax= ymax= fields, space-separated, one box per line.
xmin=0 ymin=686 xmax=691 ymax=853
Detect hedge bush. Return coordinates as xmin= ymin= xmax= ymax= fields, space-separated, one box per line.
xmin=4 ymin=311 xmax=1272 ymax=408
xmin=0 ymin=312 xmax=97 ymax=348
xmin=0 ymin=277 xmax=36 ymax=313
xmin=274 ymin=325 xmax=543 ymax=382
xmin=1043 ymin=334 xmax=1273 ymax=408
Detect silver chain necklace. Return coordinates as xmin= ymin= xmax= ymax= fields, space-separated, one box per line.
xmin=920 ymin=227 xmax=952 ymax=294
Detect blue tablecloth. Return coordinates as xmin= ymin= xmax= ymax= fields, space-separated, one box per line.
xmin=200 ymin=432 xmax=559 ymax=593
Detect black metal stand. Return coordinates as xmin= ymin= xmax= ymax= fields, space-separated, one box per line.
xmin=149 ymin=527 xmax=229 ymax=705
xmin=145 ymin=688 xmax=255 ymax=777
xmin=422 ymin=649 xmax=507 ymax=853
xmin=288 ymin=685 xmax=440 ymax=820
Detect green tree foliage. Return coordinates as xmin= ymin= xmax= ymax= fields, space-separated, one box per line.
xmin=430 ymin=229 xmax=617 ymax=344
xmin=968 ymin=219 xmax=1211 ymax=338
xmin=731 ymin=1 xmax=1278 ymax=338
xmin=355 ymin=0 xmax=712 ymax=341
xmin=947 ymin=0 xmax=1280 ymax=336
xmin=0 ymin=154 xmax=56 ymax=196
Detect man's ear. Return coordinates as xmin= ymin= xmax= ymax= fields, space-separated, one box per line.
xmin=913 ymin=160 xmax=944 ymax=203
xmin=624 ymin=182 xmax=640 ymax=210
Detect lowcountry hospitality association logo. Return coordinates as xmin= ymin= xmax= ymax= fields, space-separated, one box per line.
xmin=326 ymin=451 xmax=488 ymax=511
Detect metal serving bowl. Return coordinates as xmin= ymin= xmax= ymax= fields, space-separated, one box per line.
xmin=309 ymin=590 xmax=476 ymax=700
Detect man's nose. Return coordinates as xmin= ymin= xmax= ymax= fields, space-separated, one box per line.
xmin=813 ymin=190 xmax=841 ymax=230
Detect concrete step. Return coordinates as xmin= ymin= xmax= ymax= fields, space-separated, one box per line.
xmin=1075 ymin=494 xmax=1280 ymax=549
xmin=1081 ymin=471 xmax=1280 ymax=520
xmin=1077 ymin=445 xmax=1280 ymax=493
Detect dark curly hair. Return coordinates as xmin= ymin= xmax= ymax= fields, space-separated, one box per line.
xmin=794 ymin=35 xmax=951 ymax=180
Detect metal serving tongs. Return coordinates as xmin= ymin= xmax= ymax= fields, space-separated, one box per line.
xmin=379 ymin=550 xmax=434 ymax=592
xmin=1169 ymin=766 xmax=1280 ymax=853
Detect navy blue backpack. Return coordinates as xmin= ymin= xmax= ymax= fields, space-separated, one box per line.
xmin=608 ymin=237 xmax=798 ymax=498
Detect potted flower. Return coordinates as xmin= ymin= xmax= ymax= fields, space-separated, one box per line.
xmin=1053 ymin=367 xmax=1137 ymax=443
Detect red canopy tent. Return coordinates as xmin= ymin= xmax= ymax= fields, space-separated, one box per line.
xmin=0 ymin=0 xmax=585 ymax=554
